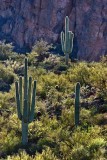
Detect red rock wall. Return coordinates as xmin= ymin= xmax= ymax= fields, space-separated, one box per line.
xmin=0 ymin=0 xmax=107 ymax=60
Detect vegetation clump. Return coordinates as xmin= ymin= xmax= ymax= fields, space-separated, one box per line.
xmin=0 ymin=41 xmax=107 ymax=160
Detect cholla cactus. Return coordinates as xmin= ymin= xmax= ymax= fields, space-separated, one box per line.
xmin=61 ymin=16 xmax=74 ymax=65
xmin=15 ymin=58 xmax=36 ymax=145
xmin=74 ymin=82 xmax=81 ymax=127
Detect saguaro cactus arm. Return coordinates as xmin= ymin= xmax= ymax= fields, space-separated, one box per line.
xmin=28 ymin=77 xmax=32 ymax=114
xmin=19 ymin=76 xmax=22 ymax=114
xmin=61 ymin=32 xmax=65 ymax=52
xmin=24 ymin=58 xmax=28 ymax=99
xmin=75 ymin=82 xmax=81 ymax=127
xmin=23 ymin=58 xmax=28 ymax=121
xmin=68 ymin=31 xmax=74 ymax=52
xmin=65 ymin=16 xmax=69 ymax=52
xmin=15 ymin=81 xmax=22 ymax=120
xmin=29 ymin=80 xmax=36 ymax=123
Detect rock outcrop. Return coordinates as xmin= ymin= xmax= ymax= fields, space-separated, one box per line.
xmin=0 ymin=0 xmax=107 ymax=60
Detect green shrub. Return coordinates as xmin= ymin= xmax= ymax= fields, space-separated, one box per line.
xmin=7 ymin=148 xmax=58 ymax=160
xmin=0 ymin=57 xmax=107 ymax=160
xmin=10 ymin=54 xmax=25 ymax=64
xmin=0 ymin=41 xmax=14 ymax=60
xmin=0 ymin=130 xmax=21 ymax=154
xmin=54 ymin=63 xmax=68 ymax=74
xmin=89 ymin=63 xmax=107 ymax=98
xmin=59 ymin=126 xmax=106 ymax=160
xmin=35 ymin=147 xmax=59 ymax=160
xmin=7 ymin=151 xmax=32 ymax=160
xmin=30 ymin=39 xmax=54 ymax=63
xmin=0 ymin=64 xmax=16 ymax=84
xmin=67 ymin=62 xmax=90 ymax=85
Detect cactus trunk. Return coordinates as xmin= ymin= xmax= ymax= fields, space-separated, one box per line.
xmin=74 ymin=82 xmax=80 ymax=127
xmin=22 ymin=121 xmax=28 ymax=145
xmin=65 ymin=53 xmax=69 ymax=65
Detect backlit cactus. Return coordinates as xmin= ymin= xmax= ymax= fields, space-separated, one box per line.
xmin=74 ymin=82 xmax=81 ymax=127
xmin=15 ymin=58 xmax=36 ymax=145
xmin=61 ymin=16 xmax=74 ymax=65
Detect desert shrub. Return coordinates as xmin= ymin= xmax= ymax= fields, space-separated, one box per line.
xmin=35 ymin=73 xmax=72 ymax=104
xmin=4 ymin=59 xmax=24 ymax=75
xmin=0 ymin=92 xmax=12 ymax=109
xmin=54 ymin=63 xmax=68 ymax=74
xmin=36 ymin=101 xmax=47 ymax=115
xmin=100 ymin=55 xmax=107 ymax=65
xmin=0 ymin=64 xmax=16 ymax=84
xmin=0 ymin=41 xmax=15 ymax=60
xmin=27 ymin=51 xmax=38 ymax=65
xmin=5 ymin=59 xmax=20 ymax=71
xmin=63 ymin=97 xmax=74 ymax=108
xmin=10 ymin=54 xmax=25 ymax=63
xmin=42 ymin=54 xmax=62 ymax=70
xmin=28 ymin=67 xmax=47 ymax=80
xmin=7 ymin=148 xmax=58 ymax=160
xmin=59 ymin=126 xmax=106 ymax=160
xmin=35 ymin=147 xmax=59 ymax=160
xmin=67 ymin=62 xmax=90 ymax=85
xmin=7 ymin=151 xmax=32 ymax=160
xmin=0 ymin=57 xmax=107 ymax=160
xmin=89 ymin=63 xmax=107 ymax=98
xmin=0 ymin=130 xmax=21 ymax=154
xmin=7 ymin=114 xmax=21 ymax=132
xmin=0 ymin=64 xmax=16 ymax=91
xmin=0 ymin=84 xmax=16 ymax=110
xmin=31 ymin=39 xmax=54 ymax=62
xmin=59 ymin=107 xmax=75 ymax=128
xmin=67 ymin=61 xmax=107 ymax=99
xmin=80 ymin=108 xmax=92 ymax=126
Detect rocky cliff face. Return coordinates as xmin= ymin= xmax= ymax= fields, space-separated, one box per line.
xmin=0 ymin=0 xmax=107 ymax=60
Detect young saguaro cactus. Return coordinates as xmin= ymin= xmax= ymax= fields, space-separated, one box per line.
xmin=15 ymin=58 xmax=36 ymax=145
xmin=61 ymin=16 xmax=74 ymax=65
xmin=74 ymin=82 xmax=81 ymax=127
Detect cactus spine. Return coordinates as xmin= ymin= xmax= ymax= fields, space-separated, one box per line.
xmin=15 ymin=58 xmax=36 ymax=145
xmin=74 ymin=82 xmax=80 ymax=127
xmin=61 ymin=16 xmax=74 ymax=65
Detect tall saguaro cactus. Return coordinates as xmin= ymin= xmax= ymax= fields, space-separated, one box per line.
xmin=74 ymin=82 xmax=81 ymax=127
xmin=61 ymin=16 xmax=74 ymax=65
xmin=15 ymin=58 xmax=36 ymax=145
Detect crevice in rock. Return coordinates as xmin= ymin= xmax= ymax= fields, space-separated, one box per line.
xmin=73 ymin=0 xmax=77 ymax=33
xmin=36 ymin=0 xmax=42 ymax=28
xmin=70 ymin=0 xmax=78 ymax=59
xmin=89 ymin=4 xmax=105 ymax=61
xmin=97 ymin=5 xmax=105 ymax=38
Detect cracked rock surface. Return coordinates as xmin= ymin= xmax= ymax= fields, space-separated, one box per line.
xmin=0 ymin=0 xmax=107 ymax=60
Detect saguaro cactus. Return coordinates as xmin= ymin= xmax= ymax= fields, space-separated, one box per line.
xmin=61 ymin=16 xmax=74 ymax=65
xmin=15 ymin=58 xmax=36 ymax=145
xmin=74 ymin=82 xmax=81 ymax=127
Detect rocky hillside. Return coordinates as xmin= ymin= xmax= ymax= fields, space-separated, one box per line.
xmin=0 ymin=0 xmax=107 ymax=60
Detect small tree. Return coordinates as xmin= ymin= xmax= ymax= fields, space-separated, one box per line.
xmin=32 ymin=39 xmax=54 ymax=61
